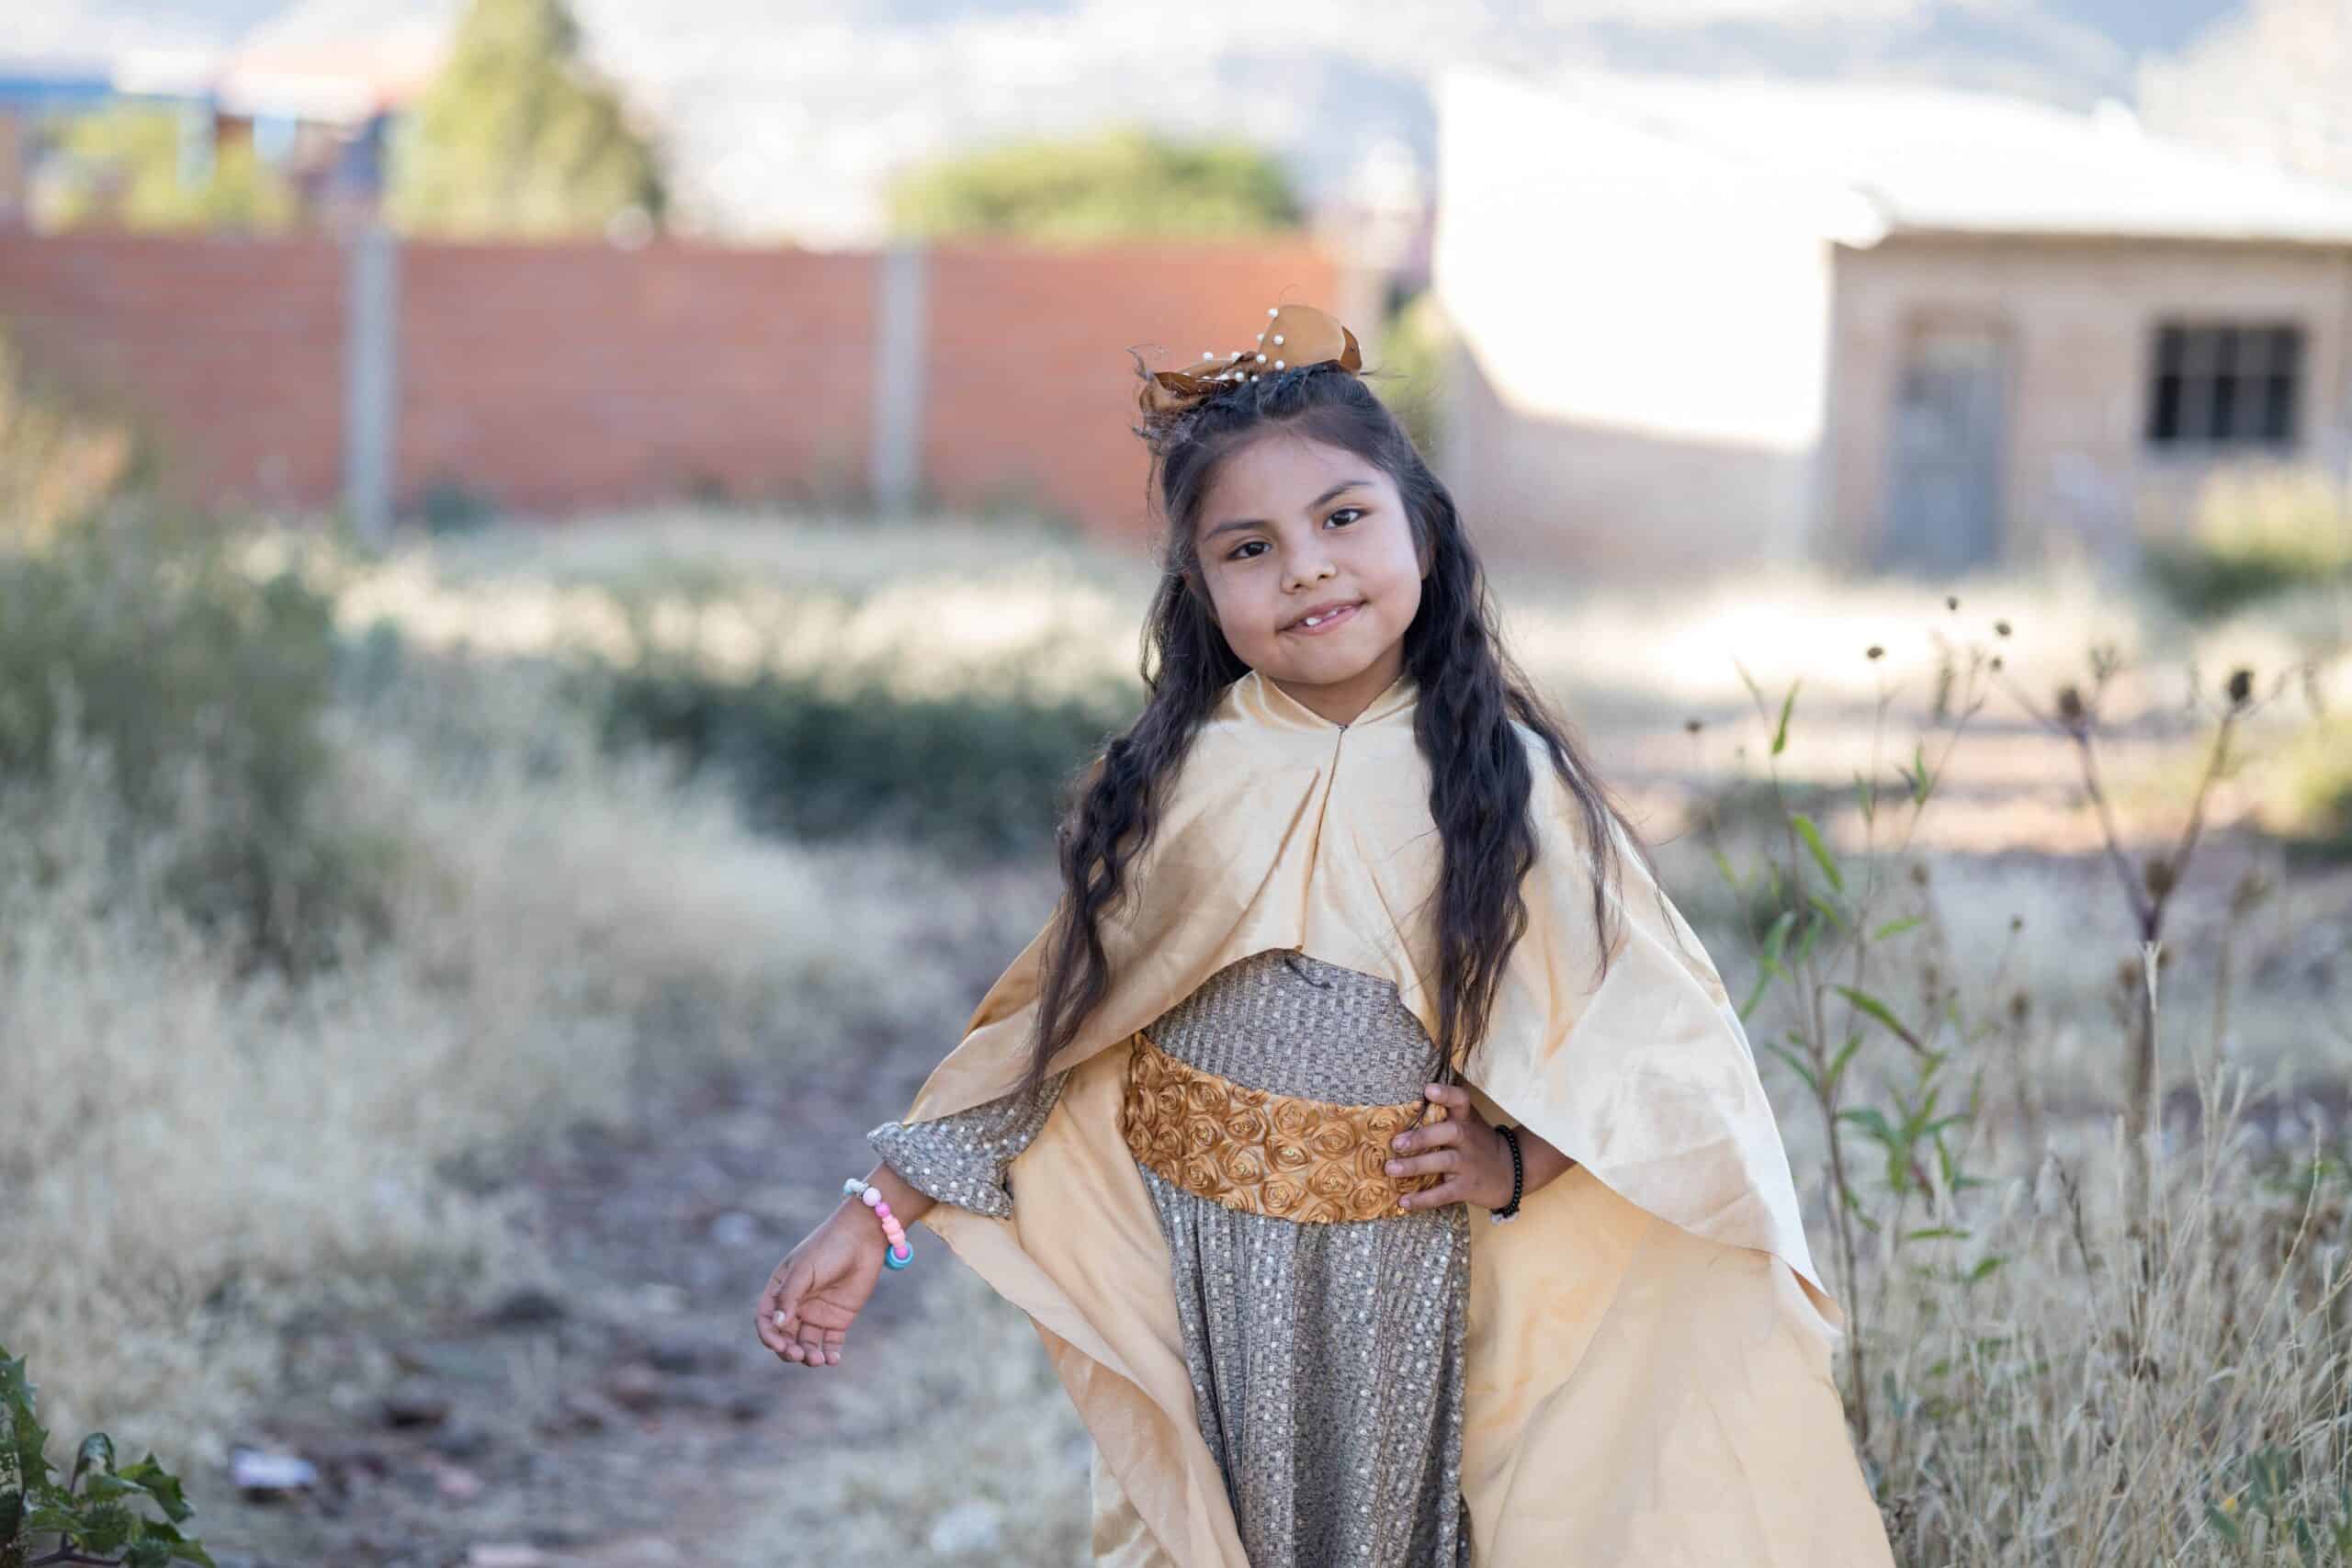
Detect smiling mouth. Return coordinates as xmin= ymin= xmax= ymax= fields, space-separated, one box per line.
xmin=1285 ymin=601 xmax=1363 ymax=634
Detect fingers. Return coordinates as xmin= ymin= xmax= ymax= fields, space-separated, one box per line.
xmin=1385 ymin=1144 xmax=1461 ymax=1180
xmin=753 ymin=1266 xmax=800 ymax=1359
xmin=755 ymin=1259 xmax=842 ymax=1368
xmin=1397 ymin=1175 xmax=1465 ymax=1212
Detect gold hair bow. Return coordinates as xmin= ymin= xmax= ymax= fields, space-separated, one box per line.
xmin=1138 ymin=303 xmax=1363 ymax=417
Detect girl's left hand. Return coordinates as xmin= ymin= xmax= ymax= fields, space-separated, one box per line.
xmin=1385 ymin=1082 xmax=1513 ymax=1213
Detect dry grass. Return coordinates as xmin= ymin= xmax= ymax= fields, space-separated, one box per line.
xmin=0 ymin=650 xmax=971 ymax=1467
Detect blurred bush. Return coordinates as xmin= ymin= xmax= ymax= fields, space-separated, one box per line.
xmin=388 ymin=0 xmax=667 ymax=240
xmin=2146 ymin=467 xmax=2352 ymax=619
xmin=2259 ymin=713 xmax=2352 ymax=860
xmin=0 ymin=508 xmax=390 ymax=971
xmin=38 ymin=103 xmax=300 ymax=233
xmin=0 ymin=325 xmax=149 ymax=547
xmin=596 ymin=657 xmax=1134 ymax=860
xmin=1372 ymin=288 xmax=1454 ymax=460
xmin=885 ymin=124 xmax=1300 ymax=242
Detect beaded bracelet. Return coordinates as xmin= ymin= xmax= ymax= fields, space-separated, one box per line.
xmin=1490 ymin=1125 xmax=1524 ymax=1224
xmin=842 ymin=1177 xmax=914 ymax=1269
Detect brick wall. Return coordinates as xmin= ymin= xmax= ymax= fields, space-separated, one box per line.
xmin=0 ymin=229 xmax=1344 ymax=540
xmin=394 ymin=240 xmax=877 ymax=514
xmin=922 ymin=240 xmax=1341 ymax=536
xmin=0 ymin=231 xmax=346 ymax=511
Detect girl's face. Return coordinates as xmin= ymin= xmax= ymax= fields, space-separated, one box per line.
xmin=1192 ymin=433 xmax=1424 ymax=725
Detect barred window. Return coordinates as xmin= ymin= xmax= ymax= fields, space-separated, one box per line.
xmin=2146 ymin=321 xmax=2302 ymax=448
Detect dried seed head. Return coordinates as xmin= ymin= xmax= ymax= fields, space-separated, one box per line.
xmin=1946 ymin=595 xmax=1960 ymax=611
xmin=1990 ymin=654 xmax=2004 ymax=671
xmin=1866 ymin=644 xmax=1884 ymax=660
xmin=2225 ymin=667 xmax=2253 ymax=707
xmin=1684 ymin=716 xmax=1703 ymax=733
xmin=1994 ymin=618 xmax=2012 ymax=637
xmin=2143 ymin=855 xmax=2177 ymax=899
xmin=2008 ymin=989 xmax=2030 ymax=1024
xmin=2056 ymin=684 xmax=2086 ymax=726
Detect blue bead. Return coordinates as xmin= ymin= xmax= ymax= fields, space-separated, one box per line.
xmin=883 ymin=1245 xmax=912 ymax=1270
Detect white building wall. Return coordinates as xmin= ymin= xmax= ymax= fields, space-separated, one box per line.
xmin=1430 ymin=67 xmax=1860 ymax=579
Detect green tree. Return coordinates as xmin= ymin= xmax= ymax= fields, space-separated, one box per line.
xmin=886 ymin=125 xmax=1301 ymax=242
xmin=387 ymin=0 xmax=665 ymax=240
xmin=43 ymin=104 xmax=298 ymax=233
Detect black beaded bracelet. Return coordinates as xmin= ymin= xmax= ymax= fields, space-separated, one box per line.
xmin=1492 ymin=1124 xmax=1524 ymax=1224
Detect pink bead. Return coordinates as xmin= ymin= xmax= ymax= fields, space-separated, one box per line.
xmin=873 ymin=1201 xmax=891 ymax=1218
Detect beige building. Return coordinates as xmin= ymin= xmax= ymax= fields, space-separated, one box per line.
xmin=1432 ymin=65 xmax=2352 ymax=581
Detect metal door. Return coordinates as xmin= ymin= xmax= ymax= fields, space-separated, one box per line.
xmin=1880 ymin=324 xmax=2008 ymax=574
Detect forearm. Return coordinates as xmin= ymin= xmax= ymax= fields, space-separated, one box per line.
xmin=1508 ymin=1124 xmax=1577 ymax=1199
xmin=856 ymin=1160 xmax=937 ymax=1228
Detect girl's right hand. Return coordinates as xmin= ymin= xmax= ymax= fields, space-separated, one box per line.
xmin=754 ymin=1206 xmax=886 ymax=1369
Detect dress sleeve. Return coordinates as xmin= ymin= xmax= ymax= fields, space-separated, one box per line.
xmin=865 ymin=1068 xmax=1069 ymax=1218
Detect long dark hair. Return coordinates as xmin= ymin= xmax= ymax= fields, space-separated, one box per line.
xmin=1009 ymin=351 xmax=1671 ymax=1107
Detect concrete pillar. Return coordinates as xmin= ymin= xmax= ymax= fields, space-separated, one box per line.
xmin=868 ymin=240 xmax=929 ymax=516
xmin=342 ymin=220 xmax=398 ymax=547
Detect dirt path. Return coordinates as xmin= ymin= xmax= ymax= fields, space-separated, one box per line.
xmin=187 ymin=1025 xmax=1021 ymax=1567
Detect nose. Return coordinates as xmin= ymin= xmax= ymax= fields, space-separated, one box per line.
xmin=1283 ymin=543 xmax=1337 ymax=593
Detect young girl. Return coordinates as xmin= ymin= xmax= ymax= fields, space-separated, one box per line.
xmin=756 ymin=303 xmax=1895 ymax=1567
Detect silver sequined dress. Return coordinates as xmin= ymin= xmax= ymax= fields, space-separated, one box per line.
xmin=867 ymin=948 xmax=1475 ymax=1568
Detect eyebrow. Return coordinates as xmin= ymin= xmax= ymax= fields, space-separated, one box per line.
xmin=1202 ymin=479 xmax=1374 ymax=542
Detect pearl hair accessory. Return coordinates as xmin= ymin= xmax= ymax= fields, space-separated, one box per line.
xmin=1136 ymin=302 xmax=1364 ymax=418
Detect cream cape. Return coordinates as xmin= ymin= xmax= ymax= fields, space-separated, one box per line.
xmin=898 ymin=667 xmax=1895 ymax=1566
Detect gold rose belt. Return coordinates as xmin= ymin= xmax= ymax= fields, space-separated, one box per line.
xmin=1117 ymin=1030 xmax=1450 ymax=1224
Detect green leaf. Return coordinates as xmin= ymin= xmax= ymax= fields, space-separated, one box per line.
xmin=1967 ymin=1255 xmax=2007 ymax=1282
xmin=1911 ymin=740 xmax=1930 ymax=806
xmin=124 ymin=1518 xmax=216 ymax=1568
xmin=1770 ymin=681 xmax=1799 ymax=757
xmin=117 ymin=1455 xmax=192 ymax=1524
xmin=1806 ymin=891 xmax=1846 ymax=932
xmin=1833 ymin=984 xmax=1926 ymax=1054
xmin=73 ymin=1431 xmax=116 ymax=1494
xmin=74 ymin=1499 xmax=135 ymax=1553
xmin=1792 ymin=912 xmax=1824 ymax=967
xmin=1763 ymin=1041 xmax=1819 ymax=1096
xmin=0 ymin=1348 xmax=53 ymax=1495
xmin=25 ymin=1502 xmax=80 ymax=1534
xmin=1837 ymin=1107 xmax=1897 ymax=1146
xmin=1825 ymin=1033 xmax=1863 ymax=1097
xmin=1870 ymin=915 xmax=1922 ymax=942
xmin=1790 ymin=812 xmax=1843 ymax=892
